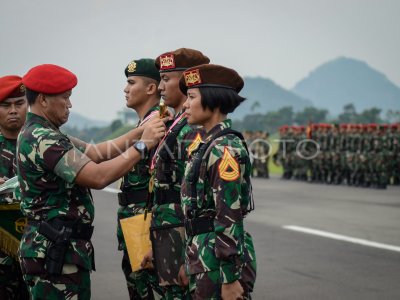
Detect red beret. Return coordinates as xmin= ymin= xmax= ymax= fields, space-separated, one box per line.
xmin=0 ymin=75 xmax=25 ymax=103
xmin=22 ymin=64 xmax=77 ymax=94
xmin=155 ymin=48 xmax=210 ymax=72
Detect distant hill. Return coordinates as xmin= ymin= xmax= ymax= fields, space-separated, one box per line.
xmin=232 ymin=77 xmax=314 ymax=119
xmin=64 ymin=111 xmax=109 ymax=129
xmin=292 ymin=57 xmax=400 ymax=115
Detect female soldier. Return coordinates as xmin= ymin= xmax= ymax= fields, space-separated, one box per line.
xmin=179 ymin=64 xmax=256 ymax=299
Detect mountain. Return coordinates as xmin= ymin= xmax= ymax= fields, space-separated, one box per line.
xmin=232 ymin=77 xmax=314 ymax=119
xmin=63 ymin=111 xmax=109 ymax=129
xmin=292 ymin=57 xmax=400 ymax=115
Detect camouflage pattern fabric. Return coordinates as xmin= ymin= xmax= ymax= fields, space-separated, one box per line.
xmin=150 ymin=111 xmax=198 ymax=297
xmin=121 ymin=252 xmax=162 ymax=300
xmin=0 ymin=133 xmax=29 ymax=299
xmin=17 ymin=112 xmax=94 ymax=298
xmin=21 ymin=262 xmax=90 ymax=300
xmin=181 ymin=119 xmax=256 ymax=295
xmin=117 ymin=106 xmax=162 ymax=299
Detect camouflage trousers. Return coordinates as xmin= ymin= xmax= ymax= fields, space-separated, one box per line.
xmin=122 ymin=251 xmax=162 ymax=300
xmin=160 ymin=284 xmax=189 ymax=300
xmin=188 ymin=268 xmax=254 ymax=300
xmin=20 ymin=258 xmax=90 ymax=300
xmin=0 ymin=252 xmax=29 ymax=300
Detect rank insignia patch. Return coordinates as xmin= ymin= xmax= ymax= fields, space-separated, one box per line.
xmin=160 ymin=54 xmax=175 ymax=70
xmin=187 ymin=133 xmax=202 ymax=157
xmin=127 ymin=61 xmax=137 ymax=73
xmin=218 ymin=147 xmax=239 ymax=181
xmin=184 ymin=69 xmax=201 ymax=87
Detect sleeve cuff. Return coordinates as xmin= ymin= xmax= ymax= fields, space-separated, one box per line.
xmin=220 ymin=261 xmax=240 ymax=283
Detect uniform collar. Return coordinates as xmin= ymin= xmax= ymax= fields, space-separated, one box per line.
xmin=204 ymin=119 xmax=232 ymax=143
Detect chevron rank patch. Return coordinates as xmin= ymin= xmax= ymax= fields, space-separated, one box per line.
xmin=218 ymin=147 xmax=239 ymax=181
xmin=187 ymin=132 xmax=202 ymax=157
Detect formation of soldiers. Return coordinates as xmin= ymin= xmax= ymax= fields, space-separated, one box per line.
xmin=0 ymin=48 xmax=256 ymax=300
xmin=243 ymin=131 xmax=270 ymax=179
xmin=275 ymin=123 xmax=400 ymax=189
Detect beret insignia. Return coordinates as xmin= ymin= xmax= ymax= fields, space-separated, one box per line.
xmin=127 ymin=61 xmax=137 ymax=73
xmin=160 ymin=54 xmax=175 ymax=70
xmin=184 ymin=69 xmax=201 ymax=86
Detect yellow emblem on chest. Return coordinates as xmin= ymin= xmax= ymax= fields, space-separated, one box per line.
xmin=187 ymin=133 xmax=202 ymax=157
xmin=218 ymin=147 xmax=239 ymax=181
xmin=15 ymin=217 xmax=27 ymax=233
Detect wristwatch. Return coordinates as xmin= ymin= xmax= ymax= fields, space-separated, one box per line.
xmin=133 ymin=140 xmax=148 ymax=158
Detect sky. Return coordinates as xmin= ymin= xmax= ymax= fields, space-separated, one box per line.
xmin=1 ymin=0 xmax=399 ymax=122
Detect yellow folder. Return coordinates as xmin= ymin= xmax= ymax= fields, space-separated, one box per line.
xmin=120 ymin=213 xmax=152 ymax=272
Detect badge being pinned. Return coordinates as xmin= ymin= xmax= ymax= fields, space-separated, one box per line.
xmin=218 ymin=147 xmax=239 ymax=181
xmin=187 ymin=133 xmax=202 ymax=157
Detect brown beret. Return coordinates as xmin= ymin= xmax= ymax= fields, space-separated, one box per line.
xmin=179 ymin=64 xmax=244 ymax=94
xmin=155 ymin=48 xmax=210 ymax=73
xmin=0 ymin=75 xmax=25 ymax=103
xmin=22 ymin=64 xmax=77 ymax=94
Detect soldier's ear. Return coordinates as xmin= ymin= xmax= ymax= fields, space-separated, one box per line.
xmin=38 ymin=94 xmax=48 ymax=108
xmin=146 ymin=82 xmax=157 ymax=95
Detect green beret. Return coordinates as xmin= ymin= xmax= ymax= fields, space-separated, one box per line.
xmin=125 ymin=58 xmax=160 ymax=81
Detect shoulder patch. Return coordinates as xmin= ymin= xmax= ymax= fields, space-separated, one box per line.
xmin=187 ymin=132 xmax=202 ymax=157
xmin=218 ymin=147 xmax=239 ymax=181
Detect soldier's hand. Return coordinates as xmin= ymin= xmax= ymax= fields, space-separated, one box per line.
xmin=141 ymin=118 xmax=166 ymax=150
xmin=0 ymin=178 xmax=5 ymax=185
xmin=178 ymin=264 xmax=189 ymax=287
xmin=221 ymin=280 xmax=244 ymax=300
xmin=141 ymin=249 xmax=154 ymax=269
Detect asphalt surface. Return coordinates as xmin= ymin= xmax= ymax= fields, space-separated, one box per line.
xmin=90 ymin=176 xmax=400 ymax=300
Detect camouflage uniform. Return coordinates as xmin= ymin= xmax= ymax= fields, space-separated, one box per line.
xmin=17 ymin=112 xmax=94 ymax=299
xmin=117 ymin=106 xmax=161 ymax=300
xmin=181 ymin=119 xmax=256 ymax=300
xmin=0 ymin=133 xmax=29 ymax=300
xmin=150 ymin=111 xmax=196 ymax=299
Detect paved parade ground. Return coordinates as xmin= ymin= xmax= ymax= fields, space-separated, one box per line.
xmin=91 ymin=176 xmax=400 ymax=300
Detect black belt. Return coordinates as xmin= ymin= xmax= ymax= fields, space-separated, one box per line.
xmin=184 ymin=216 xmax=214 ymax=236
xmin=118 ymin=189 xmax=149 ymax=206
xmin=28 ymin=219 xmax=94 ymax=241
xmin=154 ymin=189 xmax=180 ymax=205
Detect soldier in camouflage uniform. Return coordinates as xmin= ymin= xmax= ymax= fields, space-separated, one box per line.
xmin=17 ymin=64 xmax=166 ymax=299
xmin=275 ymin=126 xmax=289 ymax=178
xmin=141 ymin=48 xmax=210 ymax=299
xmin=251 ymin=131 xmax=270 ymax=178
xmin=180 ymin=64 xmax=256 ymax=299
xmin=388 ymin=123 xmax=400 ymax=185
xmin=117 ymin=59 xmax=164 ymax=299
xmin=0 ymin=76 xmax=29 ymax=300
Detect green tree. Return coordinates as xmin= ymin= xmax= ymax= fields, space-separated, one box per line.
xmin=294 ymin=107 xmax=328 ymax=125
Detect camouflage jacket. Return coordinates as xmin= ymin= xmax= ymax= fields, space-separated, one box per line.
xmin=151 ymin=111 xmax=200 ymax=228
xmin=117 ymin=106 xmax=159 ymax=250
xmin=181 ymin=119 xmax=254 ymax=283
xmin=17 ymin=112 xmax=94 ymax=271
xmin=0 ymin=133 xmax=19 ymax=266
xmin=0 ymin=133 xmax=17 ymax=204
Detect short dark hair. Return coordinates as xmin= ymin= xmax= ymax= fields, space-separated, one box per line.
xmin=198 ymin=87 xmax=246 ymax=115
xmin=142 ymin=77 xmax=161 ymax=98
xmin=25 ymin=88 xmax=39 ymax=105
